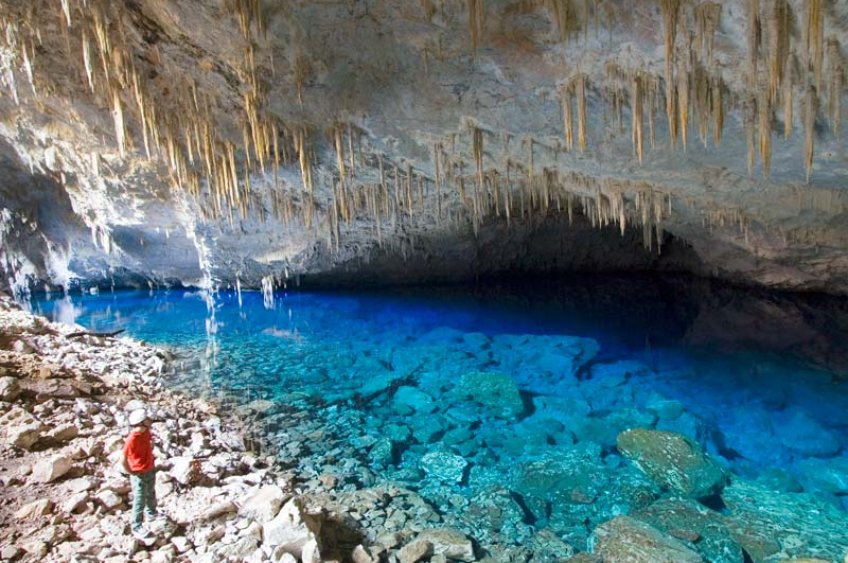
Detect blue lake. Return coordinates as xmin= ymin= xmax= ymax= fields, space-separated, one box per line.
xmin=30 ymin=275 xmax=848 ymax=555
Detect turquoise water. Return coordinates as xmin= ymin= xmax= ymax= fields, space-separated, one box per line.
xmin=31 ymin=275 xmax=848 ymax=553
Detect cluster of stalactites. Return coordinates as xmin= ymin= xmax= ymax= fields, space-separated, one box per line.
xmin=456 ymin=0 xmax=843 ymax=183
xmin=0 ymin=0 xmax=327 ymax=228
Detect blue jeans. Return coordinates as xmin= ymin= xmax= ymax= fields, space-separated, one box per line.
xmin=130 ymin=469 xmax=157 ymax=531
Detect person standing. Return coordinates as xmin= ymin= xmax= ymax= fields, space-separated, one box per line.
xmin=122 ymin=408 xmax=159 ymax=536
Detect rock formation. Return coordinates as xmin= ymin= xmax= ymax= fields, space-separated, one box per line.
xmin=0 ymin=0 xmax=846 ymax=293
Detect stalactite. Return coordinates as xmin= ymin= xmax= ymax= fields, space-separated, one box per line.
xmin=434 ymin=143 xmax=443 ymax=225
xmin=758 ymin=89 xmax=772 ymax=178
xmin=576 ymin=74 xmax=587 ymax=152
xmin=562 ymin=85 xmax=574 ymax=150
xmin=765 ymin=0 xmax=791 ymax=106
xmin=660 ymin=0 xmax=681 ymax=147
xmin=712 ymin=75 xmax=724 ymax=146
xmin=694 ymin=2 xmax=721 ymax=67
xmin=467 ymin=0 xmax=485 ymax=52
xmin=473 ymin=127 xmax=484 ymax=224
xmin=746 ymin=98 xmax=757 ymax=177
xmin=805 ymin=0 xmax=823 ymax=91
xmin=631 ymin=73 xmax=644 ymax=163
xmin=827 ymin=39 xmax=843 ymax=138
xmin=334 ymin=124 xmax=347 ymax=182
xmin=746 ymin=0 xmax=760 ymax=90
xmin=804 ymin=85 xmax=816 ymax=183
xmin=678 ymin=41 xmax=691 ymax=151
xmin=782 ymin=56 xmax=794 ymax=139
xmin=111 ymin=87 xmax=126 ymax=158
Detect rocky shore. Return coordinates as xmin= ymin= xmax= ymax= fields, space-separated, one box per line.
xmin=2 ymin=293 xmax=848 ymax=563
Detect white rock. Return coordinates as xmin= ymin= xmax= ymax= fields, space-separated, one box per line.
xmin=31 ymin=454 xmax=73 ymax=483
xmin=262 ymin=498 xmax=313 ymax=557
xmin=418 ymin=528 xmax=476 ymax=562
xmin=61 ymin=492 xmax=90 ymax=514
xmin=48 ymin=423 xmax=79 ymax=443
xmin=301 ymin=538 xmax=321 ymax=563
xmin=170 ymin=456 xmax=203 ymax=486
xmin=0 ymin=376 xmax=21 ymax=401
xmin=239 ymin=484 xmax=287 ymax=523
xmin=7 ymin=421 xmax=47 ymax=450
xmin=14 ymin=498 xmax=54 ymax=519
xmin=171 ymin=536 xmax=192 ymax=554
xmin=95 ymin=490 xmax=123 ymax=510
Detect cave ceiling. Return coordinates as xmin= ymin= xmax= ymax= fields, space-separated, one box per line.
xmin=0 ymin=0 xmax=846 ymax=293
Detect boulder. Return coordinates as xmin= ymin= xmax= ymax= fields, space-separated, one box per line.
xmin=418 ymin=528 xmax=475 ymax=562
xmin=200 ymin=500 xmax=238 ymax=522
xmin=410 ymin=414 xmax=446 ymax=444
xmin=0 ymin=376 xmax=20 ymax=401
xmin=170 ymin=456 xmax=204 ymax=486
xmin=590 ymin=516 xmax=703 ymax=562
xmin=95 ymin=490 xmax=123 ymax=510
xmin=31 ymin=454 xmax=73 ymax=483
xmin=239 ymin=484 xmax=288 ymax=523
xmin=421 ymin=451 xmax=468 ymax=484
xmin=617 ymin=429 xmax=726 ymax=498
xmin=61 ymin=492 xmax=90 ymax=514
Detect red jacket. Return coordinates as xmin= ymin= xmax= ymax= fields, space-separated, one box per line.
xmin=123 ymin=428 xmax=155 ymax=474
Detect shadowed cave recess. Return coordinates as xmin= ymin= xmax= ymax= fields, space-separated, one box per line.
xmin=1 ymin=1 xmax=848 ymax=562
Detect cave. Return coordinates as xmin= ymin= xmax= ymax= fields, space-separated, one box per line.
xmin=0 ymin=1 xmax=846 ymax=562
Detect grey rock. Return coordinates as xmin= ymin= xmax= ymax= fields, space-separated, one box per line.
xmin=262 ymin=498 xmax=314 ymax=557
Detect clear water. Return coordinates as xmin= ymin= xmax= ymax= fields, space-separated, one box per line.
xmin=31 ymin=275 xmax=848 ymax=551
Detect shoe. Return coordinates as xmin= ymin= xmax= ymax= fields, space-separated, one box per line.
xmin=131 ymin=526 xmax=149 ymax=540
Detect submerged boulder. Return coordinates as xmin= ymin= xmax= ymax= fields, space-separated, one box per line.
xmin=450 ymin=371 xmax=525 ymax=420
xmin=590 ymin=516 xmax=703 ymax=562
xmin=721 ymin=479 xmax=848 ymax=562
xmin=633 ymin=498 xmax=744 ymax=563
xmin=616 ymin=428 xmax=726 ymax=498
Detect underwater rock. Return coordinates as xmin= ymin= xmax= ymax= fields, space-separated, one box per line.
xmin=589 ymin=360 xmax=650 ymax=387
xmin=572 ymin=408 xmax=657 ymax=449
xmin=590 ymin=516 xmax=704 ymax=562
xmin=421 ymin=451 xmax=468 ymax=484
xmin=526 ymin=529 xmax=576 ymax=562
xmin=633 ymin=498 xmax=744 ymax=563
xmin=775 ymin=410 xmax=842 ymax=458
xmin=617 ymin=428 xmax=727 ymax=498
xmin=794 ymin=456 xmax=848 ymax=495
xmin=393 ymin=386 xmax=437 ymax=415
xmin=409 ymin=414 xmax=446 ymax=444
xmin=450 ymin=371 xmax=525 ymax=420
xmin=491 ymin=335 xmax=599 ymax=396
xmin=645 ymin=393 xmax=685 ymax=421
xmin=721 ymin=479 xmax=848 ymax=562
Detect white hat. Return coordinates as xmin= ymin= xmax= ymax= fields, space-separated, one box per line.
xmin=128 ymin=408 xmax=147 ymax=426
